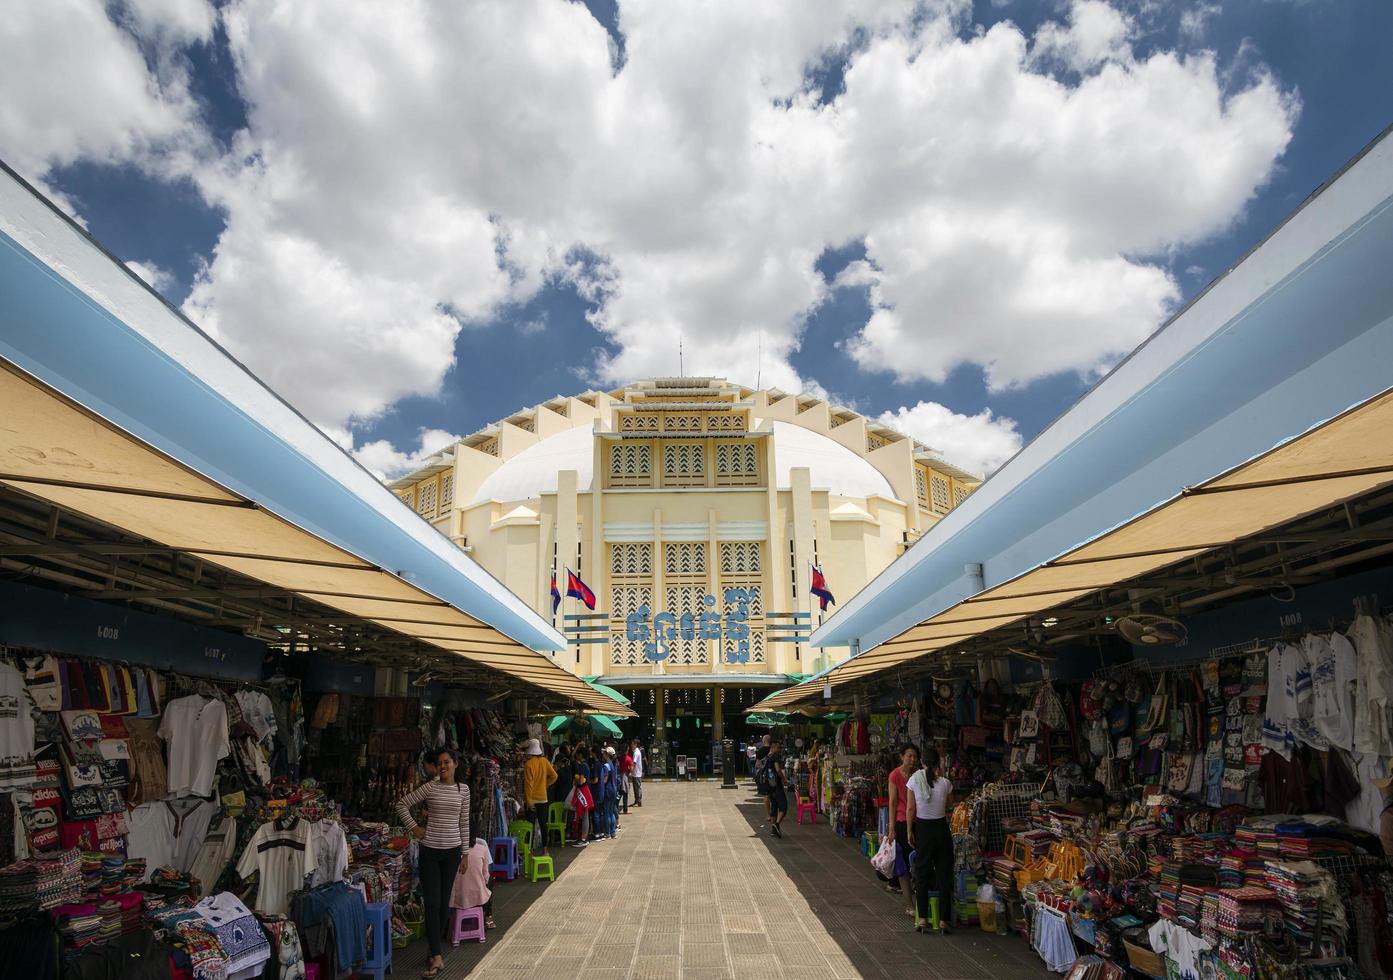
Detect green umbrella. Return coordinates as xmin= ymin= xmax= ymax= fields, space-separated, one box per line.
xmin=581 ymin=677 xmax=631 ymax=707
xmin=547 ymin=714 xmax=624 ymax=737
xmin=747 ymin=712 xmax=792 ymax=727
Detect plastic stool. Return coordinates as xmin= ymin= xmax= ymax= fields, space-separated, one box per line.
xmin=796 ymin=793 xmax=817 ymax=824
xmin=449 ymin=906 xmax=486 ymax=946
xmin=526 ymin=853 xmax=554 ymax=882
xmin=545 ymin=802 xmax=567 ymax=847
xmin=489 ymin=836 xmax=519 ymax=881
xmin=360 ymin=901 xmax=393 ymax=978
xmin=508 ymin=820 xmax=534 ymax=852
xmin=917 ymin=891 xmax=941 ymax=930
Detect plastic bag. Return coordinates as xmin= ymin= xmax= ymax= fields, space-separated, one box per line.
xmin=870 ymin=834 xmax=897 ymax=876
xmin=977 ymin=882 xmax=995 ymax=905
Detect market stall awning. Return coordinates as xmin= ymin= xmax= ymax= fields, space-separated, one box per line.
xmin=807 ymin=126 xmax=1393 ymax=659
xmin=0 ymin=163 xmax=631 ymax=718
xmin=752 ymin=383 xmax=1393 ymax=712
xmin=581 ymin=677 xmax=631 ymax=706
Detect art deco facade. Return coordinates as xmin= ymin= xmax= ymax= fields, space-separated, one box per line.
xmin=387 ymin=379 xmax=980 ymax=747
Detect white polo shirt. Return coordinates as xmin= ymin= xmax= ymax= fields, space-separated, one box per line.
xmin=906 ymin=770 xmax=952 ymax=819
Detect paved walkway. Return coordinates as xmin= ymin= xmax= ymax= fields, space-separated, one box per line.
xmin=397 ymin=780 xmax=1055 ymax=979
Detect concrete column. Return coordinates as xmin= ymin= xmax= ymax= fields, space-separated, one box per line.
xmin=708 ymin=507 xmax=722 ymax=673
xmin=712 ymin=684 xmax=723 ymax=740
xmin=651 ymin=506 xmax=664 ymax=678
xmin=790 ymin=466 xmax=816 ymax=672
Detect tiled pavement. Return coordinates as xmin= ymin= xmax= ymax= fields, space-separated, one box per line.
xmin=395 ymin=780 xmax=1055 ymax=979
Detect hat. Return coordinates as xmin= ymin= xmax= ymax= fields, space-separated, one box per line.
xmin=524 ymin=738 xmax=543 ymax=756
xmin=604 ymin=746 xmax=616 ymax=756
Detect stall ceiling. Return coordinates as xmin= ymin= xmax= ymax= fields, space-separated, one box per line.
xmin=753 ymin=386 xmax=1393 ymax=713
xmin=0 ymin=370 xmax=630 ymax=715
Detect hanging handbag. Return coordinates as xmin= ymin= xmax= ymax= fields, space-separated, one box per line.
xmin=1141 ymin=675 xmax=1168 ymax=733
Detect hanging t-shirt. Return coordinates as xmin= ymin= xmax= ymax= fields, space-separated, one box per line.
xmin=1350 ymin=615 xmax=1393 ymax=758
xmin=1148 ymin=919 xmax=1212 ymax=980
xmin=234 ymin=691 xmax=278 ymax=745
xmin=126 ymin=798 xmax=219 ymax=881
xmin=0 ymin=663 xmax=36 ymax=790
xmin=236 ymin=817 xmax=317 ymax=915
xmin=1261 ymin=644 xmax=1299 ymax=760
xmin=306 ymin=821 xmax=349 ymax=888
xmin=1309 ymin=632 xmax=1356 ymax=752
xmin=159 ymin=695 xmax=230 ymax=798
xmin=20 ymin=657 xmax=61 ymax=712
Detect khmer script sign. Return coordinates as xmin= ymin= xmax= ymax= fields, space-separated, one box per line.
xmin=626 ymin=588 xmax=758 ymax=663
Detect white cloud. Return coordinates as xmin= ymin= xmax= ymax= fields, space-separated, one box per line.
xmin=1033 ymin=0 xmax=1134 ymax=72
xmin=125 ymin=259 xmax=176 ymax=293
xmin=877 ymin=402 xmax=1023 ymax=476
xmin=0 ymin=0 xmax=202 ymax=181
xmin=7 ymin=0 xmax=1296 ymax=461
xmin=122 ymin=0 xmax=218 ymax=45
xmin=351 ymin=428 xmax=462 ymax=480
xmin=1179 ymin=3 xmax=1222 ymax=43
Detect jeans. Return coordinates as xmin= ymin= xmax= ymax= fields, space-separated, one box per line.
xmin=631 ymin=775 xmax=642 ymax=804
xmin=418 ymin=844 xmax=462 ymax=957
xmin=912 ymin=817 xmax=954 ymax=925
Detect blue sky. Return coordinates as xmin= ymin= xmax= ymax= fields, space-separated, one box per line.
xmin=6 ymin=0 xmax=1390 ymax=477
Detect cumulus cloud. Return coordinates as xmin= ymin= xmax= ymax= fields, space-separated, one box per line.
xmin=126 ymin=259 xmax=176 ymax=294
xmin=6 ymin=0 xmax=1297 ymax=458
xmin=0 ymin=0 xmax=202 ymax=181
xmin=877 ymin=402 xmax=1023 ymax=477
xmin=351 ymin=428 xmax=462 ymax=480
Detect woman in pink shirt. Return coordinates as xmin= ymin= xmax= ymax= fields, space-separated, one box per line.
xmin=885 ymin=743 xmax=919 ymax=916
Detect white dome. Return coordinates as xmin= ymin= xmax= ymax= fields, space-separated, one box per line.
xmin=766 ymin=421 xmax=896 ymax=499
xmin=471 ymin=426 xmax=594 ymax=503
xmin=470 ymin=419 xmax=896 ymax=503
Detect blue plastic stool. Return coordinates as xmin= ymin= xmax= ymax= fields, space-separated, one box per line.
xmin=360 ymin=901 xmax=393 ymax=978
xmin=490 ymin=836 xmax=519 ymax=881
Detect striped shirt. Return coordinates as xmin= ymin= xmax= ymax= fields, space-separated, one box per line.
xmin=395 ymin=779 xmax=471 ymax=849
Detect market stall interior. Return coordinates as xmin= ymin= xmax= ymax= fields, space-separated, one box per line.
xmin=748 ymin=130 xmax=1393 ymax=980
xmin=0 ymin=157 xmax=630 ymax=980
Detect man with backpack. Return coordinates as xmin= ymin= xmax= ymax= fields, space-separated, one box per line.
xmin=763 ymin=737 xmax=788 ymax=837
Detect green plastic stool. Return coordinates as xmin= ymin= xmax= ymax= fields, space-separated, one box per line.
xmin=545 ymin=802 xmax=567 ymax=847
xmin=526 ymin=853 xmax=554 ymax=882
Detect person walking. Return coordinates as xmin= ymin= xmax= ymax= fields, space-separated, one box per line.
xmin=598 ymin=746 xmax=619 ymax=838
xmin=755 ymin=734 xmax=772 ymax=822
xmin=630 ymin=739 xmax=644 ymax=807
xmin=619 ymin=745 xmax=634 ymax=814
xmin=907 ymin=746 xmax=955 ymax=934
xmin=522 ymin=738 xmax=557 ymax=855
xmin=568 ymin=745 xmax=593 ymax=847
xmin=765 ymin=736 xmax=788 ymax=837
xmin=394 ymin=748 xmax=471 ymax=979
xmin=886 ymin=743 xmax=919 ymax=916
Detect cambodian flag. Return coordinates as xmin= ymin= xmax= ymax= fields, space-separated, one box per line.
xmin=810 ymin=563 xmax=836 ymax=611
xmin=550 ymin=570 xmax=562 ymax=614
xmin=566 ymin=568 xmax=597 ymax=610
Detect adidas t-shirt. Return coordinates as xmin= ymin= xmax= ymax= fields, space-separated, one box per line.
xmin=236 ymin=816 xmax=318 ymax=915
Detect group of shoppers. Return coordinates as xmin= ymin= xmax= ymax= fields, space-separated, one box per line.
xmin=537 ymin=737 xmax=645 ymax=847
xmin=395 ymin=736 xmax=649 ymax=978
xmin=885 ymin=743 xmax=956 ymax=934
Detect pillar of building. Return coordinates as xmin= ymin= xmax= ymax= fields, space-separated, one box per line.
xmin=712 ymin=685 xmax=723 ymax=741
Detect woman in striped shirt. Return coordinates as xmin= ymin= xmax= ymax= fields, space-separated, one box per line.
xmin=395 ymin=748 xmax=471 ymax=977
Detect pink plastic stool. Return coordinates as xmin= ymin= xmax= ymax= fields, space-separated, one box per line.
xmin=449 ymin=906 xmax=487 ymax=946
xmin=796 ymin=792 xmax=817 ymax=824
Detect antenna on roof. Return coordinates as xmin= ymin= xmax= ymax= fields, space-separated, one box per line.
xmin=756 ymin=333 xmax=762 ymax=390
xmin=678 ymin=334 xmax=684 ymax=377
